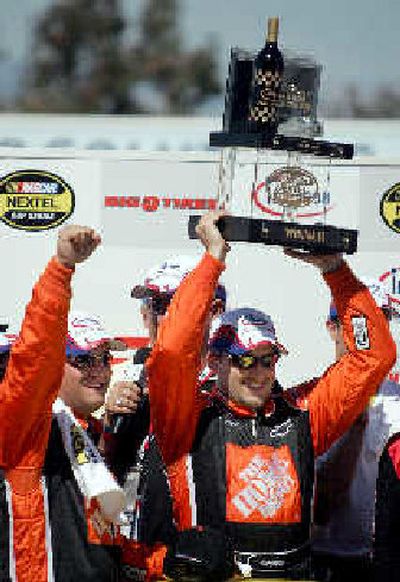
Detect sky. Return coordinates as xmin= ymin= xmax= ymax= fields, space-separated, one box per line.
xmin=1 ymin=0 xmax=399 ymax=111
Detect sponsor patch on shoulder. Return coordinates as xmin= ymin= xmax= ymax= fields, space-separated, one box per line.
xmin=352 ymin=315 xmax=370 ymax=350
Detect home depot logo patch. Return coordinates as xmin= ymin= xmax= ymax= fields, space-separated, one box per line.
xmin=226 ymin=444 xmax=301 ymax=523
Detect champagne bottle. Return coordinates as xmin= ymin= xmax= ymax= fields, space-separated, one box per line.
xmin=248 ymin=17 xmax=284 ymax=135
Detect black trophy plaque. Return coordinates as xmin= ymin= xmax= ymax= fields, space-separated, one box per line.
xmin=188 ymin=215 xmax=358 ymax=254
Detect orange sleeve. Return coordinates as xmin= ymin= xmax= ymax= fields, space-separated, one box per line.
xmin=0 ymin=257 xmax=73 ymax=469
xmin=298 ymin=262 xmax=396 ymax=456
xmin=147 ymin=253 xmax=224 ymax=465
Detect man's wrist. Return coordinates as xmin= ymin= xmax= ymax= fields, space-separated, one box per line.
xmin=207 ymin=243 xmax=227 ymax=263
xmin=56 ymin=255 xmax=76 ymax=269
xmin=320 ymin=256 xmax=344 ymax=274
xmin=52 ymin=255 xmax=76 ymax=271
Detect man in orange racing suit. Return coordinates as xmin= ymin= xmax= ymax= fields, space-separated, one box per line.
xmin=0 ymin=226 xmax=125 ymax=582
xmin=147 ymin=211 xmax=396 ymax=580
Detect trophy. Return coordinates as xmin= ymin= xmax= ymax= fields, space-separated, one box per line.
xmin=189 ymin=17 xmax=358 ymax=254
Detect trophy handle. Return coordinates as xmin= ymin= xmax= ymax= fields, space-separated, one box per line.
xmin=188 ymin=215 xmax=358 ymax=254
xmin=188 ymin=216 xmax=254 ymax=242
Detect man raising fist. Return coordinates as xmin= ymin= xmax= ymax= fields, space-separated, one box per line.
xmin=0 ymin=225 xmax=124 ymax=582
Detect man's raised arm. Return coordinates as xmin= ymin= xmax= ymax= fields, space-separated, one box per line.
xmin=148 ymin=212 xmax=227 ymax=464
xmin=286 ymin=250 xmax=397 ymax=456
xmin=0 ymin=226 xmax=101 ymax=468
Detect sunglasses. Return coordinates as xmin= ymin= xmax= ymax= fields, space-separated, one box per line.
xmin=230 ymin=352 xmax=278 ymax=370
xmin=69 ymin=351 xmax=111 ymax=372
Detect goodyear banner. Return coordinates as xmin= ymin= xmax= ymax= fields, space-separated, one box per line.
xmin=101 ymin=157 xmax=219 ymax=248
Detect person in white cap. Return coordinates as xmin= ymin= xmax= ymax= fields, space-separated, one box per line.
xmin=312 ymin=280 xmax=400 ymax=582
xmin=146 ymin=211 xmax=396 ymax=581
xmin=62 ymin=309 xmax=113 ymax=417
xmin=0 ymin=225 xmax=126 ymax=582
xmin=106 ymin=255 xmax=226 ymax=425
xmin=131 ymin=255 xmax=227 ymax=346
xmin=106 ymin=254 xmax=227 ymax=432
xmin=104 ymin=255 xmax=227 ymax=581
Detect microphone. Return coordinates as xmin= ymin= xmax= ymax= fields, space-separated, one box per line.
xmin=110 ymin=347 xmax=151 ymax=434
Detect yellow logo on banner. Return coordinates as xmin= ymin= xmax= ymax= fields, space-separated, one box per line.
xmin=380 ymin=182 xmax=400 ymax=235
xmin=0 ymin=170 xmax=74 ymax=232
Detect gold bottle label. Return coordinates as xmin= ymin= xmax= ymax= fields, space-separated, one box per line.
xmin=249 ymin=69 xmax=282 ymax=123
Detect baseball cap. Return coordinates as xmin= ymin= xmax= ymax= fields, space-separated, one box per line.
xmin=66 ymin=310 xmax=110 ymax=357
xmin=131 ymin=256 xmax=227 ymax=306
xmin=329 ymin=276 xmax=390 ymax=320
xmin=131 ymin=255 xmax=200 ymax=299
xmin=208 ymin=307 xmax=288 ymax=356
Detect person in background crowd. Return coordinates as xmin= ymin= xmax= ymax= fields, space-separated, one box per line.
xmin=132 ymin=255 xmax=226 ymax=350
xmin=106 ymin=256 xmax=208 ymax=480
xmin=105 ymin=254 xmax=227 ymax=473
xmin=0 ymin=226 xmax=127 ymax=582
xmin=147 ymin=210 xmax=396 ymax=581
xmin=105 ymin=255 xmax=226 ymax=581
xmin=311 ymin=280 xmax=400 ymax=582
xmin=374 ymin=304 xmax=400 ymax=582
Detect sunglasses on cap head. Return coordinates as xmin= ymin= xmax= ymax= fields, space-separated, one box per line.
xmin=229 ymin=352 xmax=278 ymax=370
xmin=69 ymin=350 xmax=111 ymax=372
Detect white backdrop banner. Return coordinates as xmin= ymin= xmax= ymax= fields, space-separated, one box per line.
xmin=0 ymin=149 xmax=399 ymax=385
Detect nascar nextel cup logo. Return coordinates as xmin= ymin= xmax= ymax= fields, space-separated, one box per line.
xmin=253 ymin=166 xmax=332 ymax=219
xmin=0 ymin=170 xmax=74 ymax=232
xmin=380 ymin=182 xmax=400 ymax=234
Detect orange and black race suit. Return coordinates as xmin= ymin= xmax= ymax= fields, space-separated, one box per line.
xmin=0 ymin=258 xmax=120 ymax=582
xmin=147 ymin=253 xmax=396 ymax=579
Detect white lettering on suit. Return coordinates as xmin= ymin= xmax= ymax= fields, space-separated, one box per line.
xmin=232 ymin=453 xmax=295 ymax=518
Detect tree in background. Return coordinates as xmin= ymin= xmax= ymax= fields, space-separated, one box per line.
xmin=19 ymin=0 xmax=221 ymax=114
xmin=130 ymin=0 xmax=221 ymax=113
xmin=0 ymin=47 xmax=10 ymax=111
xmin=327 ymin=83 xmax=400 ymax=118
xmin=20 ymin=0 xmax=129 ymax=113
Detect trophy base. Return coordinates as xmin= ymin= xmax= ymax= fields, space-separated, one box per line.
xmin=188 ymin=215 xmax=358 ymax=254
xmin=209 ymin=132 xmax=354 ymax=160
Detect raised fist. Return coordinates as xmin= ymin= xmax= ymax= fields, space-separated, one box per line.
xmin=57 ymin=225 xmax=101 ymax=268
xmin=195 ymin=210 xmax=230 ymax=262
